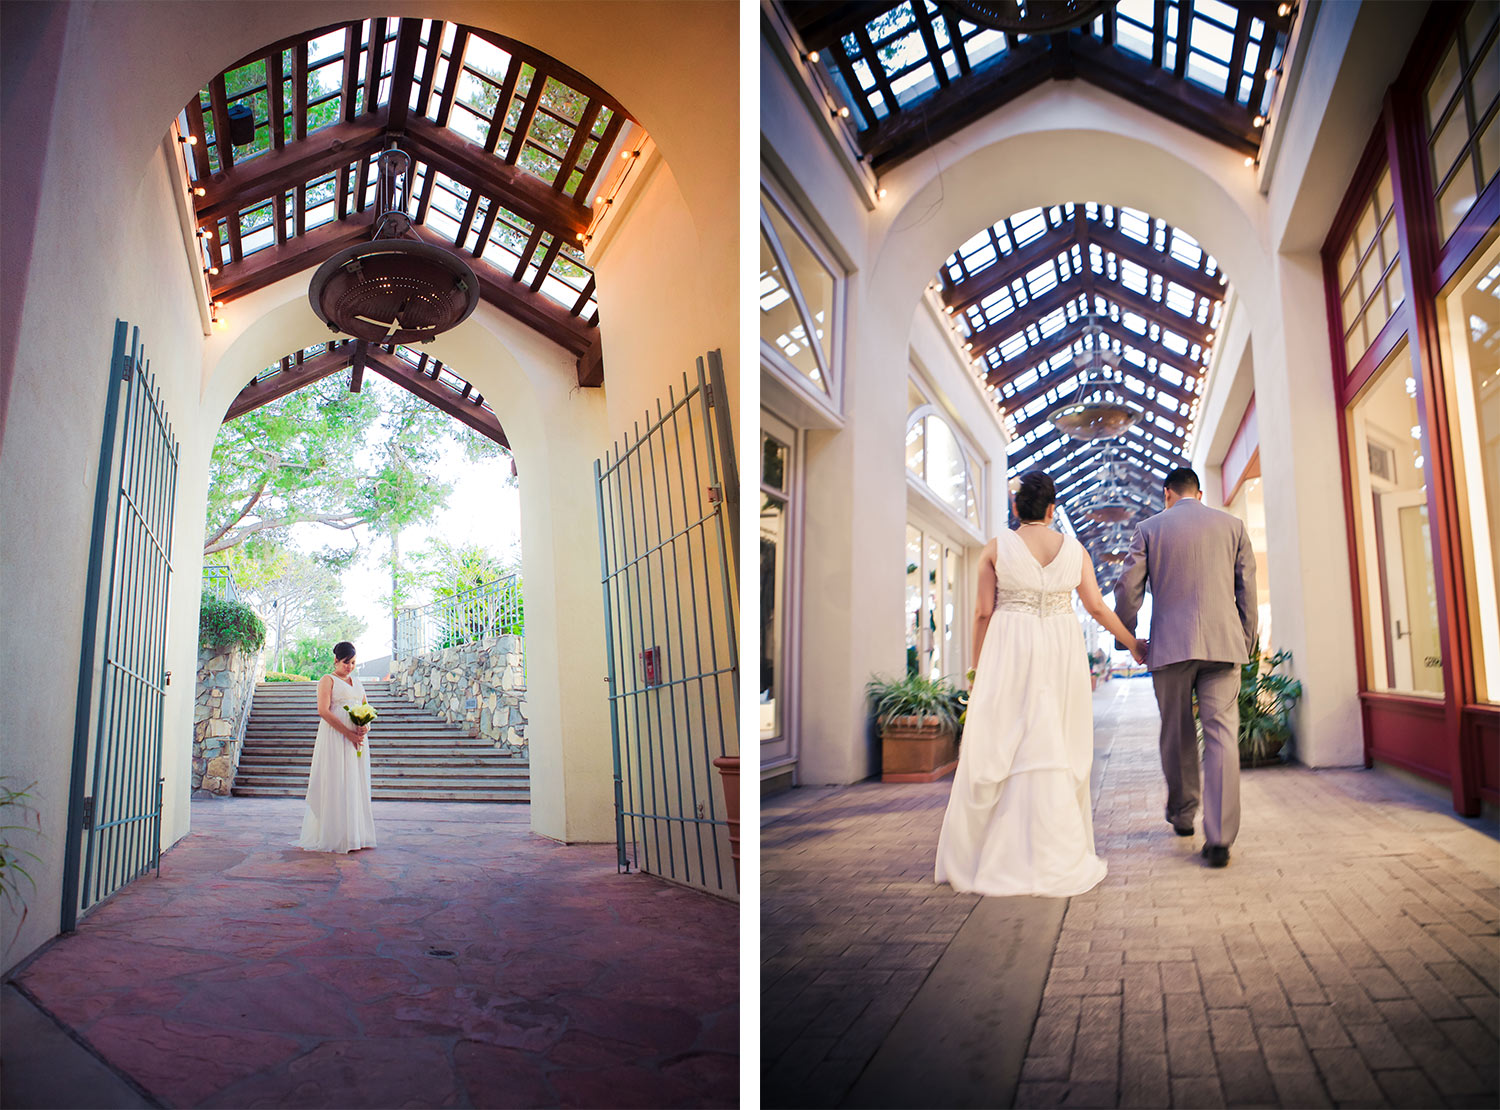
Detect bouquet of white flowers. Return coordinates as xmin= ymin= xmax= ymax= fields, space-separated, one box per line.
xmin=344 ymin=700 xmax=377 ymax=756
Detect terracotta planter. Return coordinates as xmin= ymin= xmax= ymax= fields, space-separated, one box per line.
xmin=880 ymin=716 xmax=958 ymax=783
xmin=712 ymin=756 xmax=740 ymax=884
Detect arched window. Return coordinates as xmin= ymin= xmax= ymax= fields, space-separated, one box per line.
xmin=905 ymin=405 xmax=981 ymax=529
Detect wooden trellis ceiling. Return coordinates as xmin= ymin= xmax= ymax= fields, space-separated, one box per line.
xmin=227 ymin=340 xmax=509 ymax=448
xmin=938 ymin=201 xmax=1227 ymax=561
xmin=785 ymin=0 xmax=1295 ymax=171
xmin=183 ymin=19 xmax=638 ymax=387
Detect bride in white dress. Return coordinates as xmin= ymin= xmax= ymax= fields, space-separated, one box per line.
xmin=298 ymin=641 xmax=377 ymax=853
xmin=936 ymin=471 xmax=1144 ymax=897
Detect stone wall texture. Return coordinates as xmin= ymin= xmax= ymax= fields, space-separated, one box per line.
xmin=389 ymin=636 xmax=527 ymax=753
xmin=193 ymin=644 xmax=259 ymax=794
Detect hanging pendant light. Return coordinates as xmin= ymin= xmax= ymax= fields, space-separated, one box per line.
xmin=1050 ymin=319 xmax=1141 ymax=440
xmin=1082 ymin=450 xmax=1137 ymax=523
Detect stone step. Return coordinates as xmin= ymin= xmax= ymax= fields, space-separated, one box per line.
xmin=238 ymin=755 xmax=527 ymax=769
xmin=235 ymin=767 xmax=530 ymax=784
xmin=232 ymin=784 xmax=528 ymax=802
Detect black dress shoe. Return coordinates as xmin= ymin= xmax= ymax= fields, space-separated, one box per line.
xmin=1202 ymin=844 xmax=1230 ymax=868
xmin=1172 ymin=823 xmax=1194 ymax=837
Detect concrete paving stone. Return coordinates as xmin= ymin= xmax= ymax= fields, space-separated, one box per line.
xmin=1202 ymin=972 xmax=1248 ymax=1010
xmin=1021 ymin=1054 xmax=1074 ymax=1082
xmin=1293 ymin=1003 xmax=1354 ymax=1049
xmin=1207 ymin=1007 xmax=1257 ymax=1051
xmin=1435 ymin=1016 xmax=1500 ymax=1073
xmin=1171 ymin=1075 xmax=1228 ymax=1108
xmin=1427 ymin=960 xmax=1491 ymax=997
xmin=1165 ymin=1028 xmax=1218 ymax=1078
xmin=1319 ymin=979 xmax=1386 ymax=1026
xmin=1159 ymin=960 xmax=1201 ymax=994
xmin=1417 ymin=1042 xmax=1492 ymax=1097
xmin=1255 ymin=1023 xmax=1316 ymax=1071
xmin=1345 ymin=1020 xmax=1416 ymax=1070
xmin=1214 ymin=1048 xmax=1278 ymax=1108
xmin=1012 ymin=1079 xmax=1071 ymax=1107
xmin=1373 ymin=1066 xmax=1444 ymax=1107
xmin=1405 ymin=974 xmax=1473 ymax=1021
xmin=1120 ymin=1051 xmax=1169 ymax=1108
xmin=1310 ymin=1046 xmax=1384 ymax=1104
xmin=1374 ymin=996 xmax=1455 ymax=1051
xmin=1029 ymin=1009 xmax=1082 ymax=1058
xmin=1460 ymin=992 xmax=1500 ymax=1037
xmin=1121 ymin=1009 xmax=1167 ymax=1054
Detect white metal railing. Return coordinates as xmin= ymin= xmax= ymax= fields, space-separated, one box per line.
xmin=202 ymin=565 xmax=240 ymax=603
xmin=395 ymin=574 xmax=523 ymax=660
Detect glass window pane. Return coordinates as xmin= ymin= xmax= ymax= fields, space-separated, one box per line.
xmin=1346 ymin=344 xmax=1445 ymax=696
xmin=759 ymin=225 xmax=827 ymax=392
xmin=926 ymin=537 xmax=942 ymax=679
xmin=905 ymin=416 xmax=925 ymax=478
xmin=762 ymin=433 xmax=788 ymax=491
xmin=906 ymin=526 xmax=923 ymax=676
xmin=1426 ymin=43 xmax=1462 ymax=132
xmin=1355 ymin=202 xmax=1378 ymax=257
xmin=1438 ymin=154 xmax=1478 ymax=242
xmin=764 ymin=201 xmax=837 ymax=374
xmin=1467 ymin=0 xmax=1499 ymax=49
xmin=1360 ymin=251 xmax=1384 ymax=309
xmin=1438 ymin=237 xmax=1500 ymax=702
xmin=1385 ymin=264 xmax=1405 ymax=316
xmin=924 ymin=415 xmax=967 ymax=515
xmin=1338 ymin=241 xmax=1358 ymax=291
xmin=1375 ymin=168 xmax=1394 ymax=220
xmin=1480 ymin=107 xmax=1500 ymax=187
xmin=1381 ymin=220 xmax=1400 ymax=271
xmin=1431 ymin=101 xmax=1470 ymax=185
xmin=1342 ymin=284 xmax=1363 ymax=336
xmin=760 ymin=492 xmax=787 ymax=740
xmin=1472 ymin=37 xmax=1499 ymax=123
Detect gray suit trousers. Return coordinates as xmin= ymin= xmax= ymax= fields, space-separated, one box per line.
xmin=1151 ymin=660 xmax=1241 ymax=847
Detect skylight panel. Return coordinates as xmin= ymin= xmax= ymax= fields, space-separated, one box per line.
xmin=1121 ymin=311 xmax=1148 ymax=335
xmin=1164 ymin=284 xmax=1196 ymax=316
xmin=1025 ymin=262 xmax=1058 ymax=297
xmin=1119 ymin=259 xmax=1150 ymax=296
xmin=965 ymin=27 xmax=1008 ymax=67
xmin=1038 ymin=308 xmax=1068 ymax=337
xmin=1168 ymin=231 xmax=1203 ymax=269
xmin=980 ymin=287 xmax=1016 ymax=319
xmin=1118 ymin=208 xmax=1151 ymax=244
xmin=998 ymin=331 xmax=1030 ymax=361
xmin=1010 ymin=209 xmax=1047 ymax=245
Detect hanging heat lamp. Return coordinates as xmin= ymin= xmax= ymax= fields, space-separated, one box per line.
xmin=1049 ymin=318 xmax=1141 ymax=441
xmin=308 ymin=147 xmax=479 ymax=381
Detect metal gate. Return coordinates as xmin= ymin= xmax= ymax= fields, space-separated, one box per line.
xmin=62 ymin=322 xmax=180 ymax=931
xmin=595 ymin=350 xmax=739 ymax=896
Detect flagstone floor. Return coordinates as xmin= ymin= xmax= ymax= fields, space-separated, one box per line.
xmin=762 ymin=678 xmax=1499 ymax=1109
xmin=10 ymin=798 xmax=737 ymax=1109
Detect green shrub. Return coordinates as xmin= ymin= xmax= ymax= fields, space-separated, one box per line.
xmin=264 ymin=671 xmax=312 ymax=682
xmin=199 ymin=595 xmax=266 ymax=653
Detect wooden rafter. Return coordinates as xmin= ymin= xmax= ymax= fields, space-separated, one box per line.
xmin=190 ymin=18 xmax=632 ymax=387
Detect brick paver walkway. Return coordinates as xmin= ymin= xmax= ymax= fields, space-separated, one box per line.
xmin=762 ymin=679 xmax=1499 ymax=1109
xmin=12 ymin=798 xmax=737 ymax=1108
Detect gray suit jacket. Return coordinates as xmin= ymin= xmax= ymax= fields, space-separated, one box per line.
xmin=1113 ymin=499 xmax=1257 ymax=670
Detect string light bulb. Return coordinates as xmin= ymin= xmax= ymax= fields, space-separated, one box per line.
xmin=1277 ymin=2 xmax=1292 ymax=15
xmin=178 ymin=134 xmax=197 ymax=146
xmin=807 ymin=50 xmax=821 ymax=63
xmin=877 ymin=187 xmax=888 ymax=199
xmin=1253 ymin=115 xmax=1266 ymax=127
xmin=196 ymin=227 xmax=211 ymax=239
xmin=833 ymin=105 xmax=850 ymax=119
xmin=192 ymin=185 xmax=206 ymax=197
xmin=205 ymin=265 xmax=218 ymax=276
xmin=1244 ymin=155 xmax=1256 ymax=167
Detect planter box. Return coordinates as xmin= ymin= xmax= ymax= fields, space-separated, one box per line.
xmin=880 ymin=716 xmax=958 ymax=783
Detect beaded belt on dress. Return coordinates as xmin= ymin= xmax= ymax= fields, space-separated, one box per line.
xmin=995 ymin=587 xmax=1073 ymax=617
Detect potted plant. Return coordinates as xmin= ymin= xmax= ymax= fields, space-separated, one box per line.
xmin=867 ymin=673 xmax=963 ymax=783
xmin=1239 ymin=639 xmax=1303 ymax=766
xmin=1088 ymin=648 xmax=1109 ymax=690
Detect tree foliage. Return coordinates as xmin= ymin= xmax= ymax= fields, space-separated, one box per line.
xmin=205 ymin=375 xmax=506 ymax=556
xmin=198 ymin=596 xmax=267 ymax=653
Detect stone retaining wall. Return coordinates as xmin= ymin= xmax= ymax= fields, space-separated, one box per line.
xmin=193 ymin=644 xmax=259 ymax=794
xmin=389 ymin=636 xmax=527 ymax=753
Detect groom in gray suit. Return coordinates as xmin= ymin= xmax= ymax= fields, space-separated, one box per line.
xmin=1114 ymin=467 xmax=1257 ymax=868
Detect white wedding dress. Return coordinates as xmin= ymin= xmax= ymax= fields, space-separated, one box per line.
xmin=298 ymin=673 xmax=377 ymax=853
xmin=935 ymin=531 xmax=1106 ymax=897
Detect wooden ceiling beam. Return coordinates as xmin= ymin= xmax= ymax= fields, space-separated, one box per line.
xmin=787 ymin=1 xmax=901 ymax=52
xmin=195 ymin=118 xmax=387 ymax=222
xmin=208 ymin=211 xmax=373 ymax=302
xmin=402 ymin=116 xmax=590 ymax=238
xmin=965 ymin=283 xmax=1087 ymax=355
xmin=945 ymin=221 xmax=1080 ymax=314
xmin=1092 ymin=279 xmax=1218 ymax=347
xmin=385 ymin=18 xmax=422 ymax=134
xmin=364 ymin=348 xmax=510 ymax=447
xmin=991 ymin=319 xmax=1202 ymax=393
xmin=1087 ymin=220 xmax=1228 ymax=302
xmin=1069 ymin=34 xmax=1259 ymax=155
xmin=861 ymin=40 xmax=1054 ymax=170
xmin=224 ymin=342 xmax=356 ymax=420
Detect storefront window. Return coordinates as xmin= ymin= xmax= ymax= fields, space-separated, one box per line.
xmin=1347 ymin=344 xmax=1445 ymax=696
xmin=1438 ymin=236 xmax=1500 ymax=703
xmin=1225 ymin=473 xmax=1273 ymax=650
xmin=1335 ymin=167 xmax=1404 ymax=371
xmin=906 ymin=406 xmax=984 ymax=529
xmin=760 ymin=192 xmax=841 ymax=401
xmin=1425 ymin=4 xmax=1500 ymax=244
xmin=761 ymin=428 xmax=791 ymax=744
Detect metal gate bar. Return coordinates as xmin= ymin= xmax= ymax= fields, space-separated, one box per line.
xmin=63 ymin=322 xmax=178 ymax=931
xmin=595 ymin=350 xmax=738 ymax=895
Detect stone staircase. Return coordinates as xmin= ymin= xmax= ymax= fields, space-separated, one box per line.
xmin=232 ymin=680 xmax=529 ymax=803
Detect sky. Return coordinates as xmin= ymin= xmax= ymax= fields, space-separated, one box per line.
xmin=285 ymin=440 xmax=522 ymax=663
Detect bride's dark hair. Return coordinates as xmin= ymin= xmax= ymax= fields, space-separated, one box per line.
xmin=1014 ymin=470 xmax=1056 ymax=523
xmin=333 ymin=641 xmax=356 ymax=662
